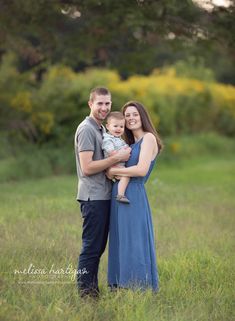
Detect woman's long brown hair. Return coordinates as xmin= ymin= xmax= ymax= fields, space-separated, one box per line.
xmin=122 ymin=101 xmax=163 ymax=153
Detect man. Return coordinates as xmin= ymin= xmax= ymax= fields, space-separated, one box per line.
xmin=74 ymin=87 xmax=130 ymax=297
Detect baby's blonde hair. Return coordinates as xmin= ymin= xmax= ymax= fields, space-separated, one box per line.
xmin=106 ymin=111 xmax=125 ymax=123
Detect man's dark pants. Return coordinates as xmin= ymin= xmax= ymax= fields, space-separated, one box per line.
xmin=77 ymin=199 xmax=110 ymax=296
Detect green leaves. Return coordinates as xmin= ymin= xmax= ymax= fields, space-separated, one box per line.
xmin=0 ymin=0 xmax=234 ymax=77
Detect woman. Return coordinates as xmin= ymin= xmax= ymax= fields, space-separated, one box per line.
xmin=107 ymin=101 xmax=163 ymax=291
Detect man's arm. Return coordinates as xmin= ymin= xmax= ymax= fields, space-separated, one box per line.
xmin=79 ymin=148 xmax=131 ymax=176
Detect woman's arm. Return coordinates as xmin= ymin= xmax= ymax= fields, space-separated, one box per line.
xmin=108 ymin=133 xmax=158 ymax=177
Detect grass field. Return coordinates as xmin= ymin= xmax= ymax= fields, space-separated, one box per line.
xmin=0 ymin=154 xmax=234 ymax=321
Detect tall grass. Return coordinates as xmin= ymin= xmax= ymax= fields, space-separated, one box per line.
xmin=1 ymin=151 xmax=234 ymax=321
xmin=0 ymin=132 xmax=235 ymax=183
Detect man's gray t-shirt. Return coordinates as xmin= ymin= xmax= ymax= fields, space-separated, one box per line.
xmin=74 ymin=116 xmax=112 ymax=201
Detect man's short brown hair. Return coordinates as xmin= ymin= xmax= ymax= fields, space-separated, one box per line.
xmin=89 ymin=87 xmax=111 ymax=101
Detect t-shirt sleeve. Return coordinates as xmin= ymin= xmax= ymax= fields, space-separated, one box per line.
xmin=76 ymin=126 xmax=95 ymax=152
xmin=102 ymin=137 xmax=115 ymax=157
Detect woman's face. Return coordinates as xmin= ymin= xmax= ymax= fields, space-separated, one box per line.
xmin=124 ymin=106 xmax=142 ymax=131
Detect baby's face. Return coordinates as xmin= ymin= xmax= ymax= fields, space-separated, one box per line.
xmin=106 ymin=118 xmax=125 ymax=137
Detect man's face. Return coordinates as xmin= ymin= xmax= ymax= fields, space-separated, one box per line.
xmin=88 ymin=94 xmax=112 ymax=123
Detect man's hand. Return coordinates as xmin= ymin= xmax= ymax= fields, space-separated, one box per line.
xmin=112 ymin=147 xmax=131 ymax=163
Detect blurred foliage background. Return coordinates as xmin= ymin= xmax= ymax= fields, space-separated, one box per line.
xmin=0 ymin=0 xmax=235 ymax=181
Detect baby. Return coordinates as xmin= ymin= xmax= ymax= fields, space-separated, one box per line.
xmin=102 ymin=112 xmax=130 ymax=204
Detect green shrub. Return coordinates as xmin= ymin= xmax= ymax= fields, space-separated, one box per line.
xmin=1 ymin=54 xmax=235 ymax=148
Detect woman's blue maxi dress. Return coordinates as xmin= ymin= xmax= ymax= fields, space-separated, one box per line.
xmin=108 ymin=138 xmax=159 ymax=291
